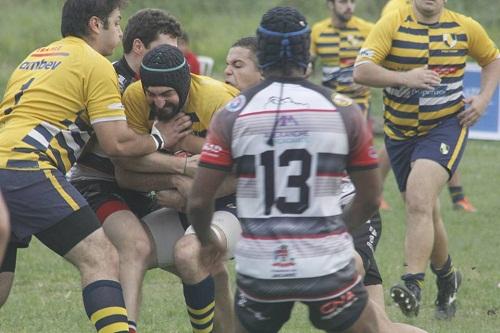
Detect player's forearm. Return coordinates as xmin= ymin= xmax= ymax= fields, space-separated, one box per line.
xmin=188 ymin=195 xmax=215 ymax=246
xmin=479 ymin=58 xmax=500 ymax=103
xmin=114 ymin=167 xmax=176 ymax=192
xmin=344 ymin=168 xmax=382 ymax=231
xmin=112 ymin=152 xmax=185 ymax=174
xmin=94 ymin=121 xmax=158 ymax=157
xmin=176 ymin=135 xmax=205 ymax=154
xmin=353 ymin=62 xmax=406 ymax=88
xmin=342 ymin=195 xmax=380 ymax=232
xmin=214 ymin=174 xmax=236 ymax=198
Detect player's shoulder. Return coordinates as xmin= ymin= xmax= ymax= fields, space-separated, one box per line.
xmin=123 ymin=80 xmax=144 ymax=100
xmin=312 ymin=17 xmax=332 ymax=32
xmin=350 ymin=16 xmax=375 ymax=31
xmin=442 ymin=8 xmax=482 ymax=31
xmin=191 ymin=74 xmax=239 ymax=98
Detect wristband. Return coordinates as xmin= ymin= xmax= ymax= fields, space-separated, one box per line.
xmin=151 ymin=122 xmax=166 ymax=150
xmin=150 ymin=133 xmax=164 ymax=151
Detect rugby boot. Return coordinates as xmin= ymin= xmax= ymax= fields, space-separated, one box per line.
xmin=453 ymin=197 xmax=477 ymax=213
xmin=435 ymin=269 xmax=462 ymax=320
xmin=390 ymin=281 xmax=421 ymax=317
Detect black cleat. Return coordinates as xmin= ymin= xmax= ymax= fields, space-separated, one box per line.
xmin=390 ymin=283 xmax=421 ymax=317
xmin=435 ymin=270 xmax=462 ymax=320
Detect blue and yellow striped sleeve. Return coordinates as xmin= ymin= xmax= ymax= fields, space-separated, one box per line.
xmin=355 ymin=12 xmax=399 ymax=66
xmin=464 ymin=17 xmax=500 ymax=67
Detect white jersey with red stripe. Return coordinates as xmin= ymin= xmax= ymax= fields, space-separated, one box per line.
xmin=200 ymin=77 xmax=378 ymax=301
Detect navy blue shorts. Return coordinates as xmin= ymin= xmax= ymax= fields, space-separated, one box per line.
xmin=0 ymin=169 xmax=89 ymax=243
xmin=385 ymin=116 xmax=468 ymax=192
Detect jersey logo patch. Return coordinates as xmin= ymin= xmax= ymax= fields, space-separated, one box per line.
xmin=358 ymin=48 xmax=375 ymax=59
xmin=332 ymin=93 xmax=353 ymax=107
xmin=443 ymin=33 xmax=457 ymax=48
xmin=440 ymin=142 xmax=450 ymax=155
xmin=226 ymin=95 xmax=246 ymax=112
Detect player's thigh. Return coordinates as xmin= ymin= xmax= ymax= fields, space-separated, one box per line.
xmin=341 ymin=299 xmax=393 ymax=333
xmin=406 ymin=159 xmax=448 ymax=205
xmin=141 ymin=208 xmax=186 ymax=271
xmin=103 ymin=210 xmax=155 ymax=265
xmin=234 ymin=289 xmax=294 ymax=333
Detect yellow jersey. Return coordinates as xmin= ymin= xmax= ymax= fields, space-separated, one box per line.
xmin=0 ymin=37 xmax=125 ymax=173
xmin=381 ymin=0 xmax=411 ymax=18
xmin=356 ymin=6 xmax=499 ymax=139
xmin=310 ymin=16 xmax=374 ymax=110
xmin=123 ymin=74 xmax=239 ymax=136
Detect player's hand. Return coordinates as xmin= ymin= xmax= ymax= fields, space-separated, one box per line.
xmin=350 ymin=83 xmax=370 ymax=97
xmin=184 ymin=154 xmax=200 ymax=177
xmin=401 ymin=66 xmax=441 ymax=90
xmin=458 ymin=95 xmax=488 ymax=127
xmin=154 ymin=113 xmax=192 ymax=149
xmin=172 ymin=175 xmax=194 ymax=198
xmin=155 ymin=189 xmax=187 ymax=212
xmin=199 ymin=230 xmax=227 ymax=269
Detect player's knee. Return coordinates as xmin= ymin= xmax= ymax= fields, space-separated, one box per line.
xmin=120 ymin=233 xmax=152 ymax=263
xmin=173 ymin=234 xmax=200 ymax=268
xmin=405 ymin=196 xmax=431 ymax=217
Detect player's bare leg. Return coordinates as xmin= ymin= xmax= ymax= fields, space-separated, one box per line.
xmin=103 ymin=210 xmax=157 ymax=327
xmin=0 ymin=272 xmax=14 ymax=307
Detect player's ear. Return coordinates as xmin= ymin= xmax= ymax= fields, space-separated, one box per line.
xmin=88 ymin=16 xmax=102 ymax=34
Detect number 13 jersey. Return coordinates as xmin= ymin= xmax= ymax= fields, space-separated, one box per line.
xmin=200 ymin=77 xmax=378 ymax=301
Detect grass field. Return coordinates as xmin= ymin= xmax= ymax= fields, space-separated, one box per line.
xmin=1 ymin=137 xmax=499 ymax=332
xmin=1 ymin=0 xmax=500 ymax=332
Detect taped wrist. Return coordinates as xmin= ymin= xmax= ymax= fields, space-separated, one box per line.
xmin=151 ymin=123 xmax=166 ymax=151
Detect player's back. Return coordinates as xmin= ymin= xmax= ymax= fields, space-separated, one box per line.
xmin=0 ymin=37 xmax=123 ymax=174
xmin=220 ymin=78 xmax=371 ymax=301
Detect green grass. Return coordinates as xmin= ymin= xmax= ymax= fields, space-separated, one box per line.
xmin=1 ymin=0 xmax=500 ymax=332
xmin=1 ymin=138 xmax=500 ymax=332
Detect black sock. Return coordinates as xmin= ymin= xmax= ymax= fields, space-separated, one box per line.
xmin=183 ymin=275 xmax=215 ymax=333
xmin=402 ymin=272 xmax=425 ymax=296
xmin=431 ymin=255 xmax=455 ymax=279
xmin=449 ymin=186 xmax=464 ymax=203
xmin=128 ymin=320 xmax=137 ymax=333
xmin=82 ymin=280 xmax=129 ymax=332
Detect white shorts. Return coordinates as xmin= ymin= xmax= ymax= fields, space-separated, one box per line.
xmin=142 ymin=208 xmax=242 ymax=269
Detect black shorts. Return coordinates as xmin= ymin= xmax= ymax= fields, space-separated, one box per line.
xmin=235 ymin=281 xmax=368 ymax=333
xmin=351 ymin=211 xmax=382 ymax=286
xmin=72 ymin=179 xmax=158 ymax=223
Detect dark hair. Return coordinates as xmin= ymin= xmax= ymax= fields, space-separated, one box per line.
xmin=256 ymin=6 xmax=310 ymax=75
xmin=231 ymin=36 xmax=258 ymax=66
xmin=61 ymin=0 xmax=126 ymax=38
xmin=122 ymin=9 xmax=182 ymax=54
xmin=232 ymin=36 xmax=258 ymax=53
xmin=140 ymin=44 xmax=191 ymax=112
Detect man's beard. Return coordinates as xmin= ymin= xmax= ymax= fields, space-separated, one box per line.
xmin=151 ymin=102 xmax=181 ymax=121
xmin=335 ymin=12 xmax=352 ymax=23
